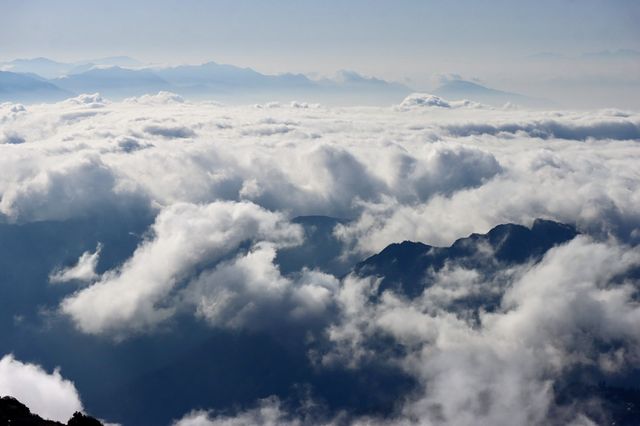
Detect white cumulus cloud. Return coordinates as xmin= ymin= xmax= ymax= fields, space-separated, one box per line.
xmin=0 ymin=354 xmax=83 ymax=423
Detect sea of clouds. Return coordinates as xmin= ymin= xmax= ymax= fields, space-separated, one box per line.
xmin=1 ymin=92 xmax=639 ymax=425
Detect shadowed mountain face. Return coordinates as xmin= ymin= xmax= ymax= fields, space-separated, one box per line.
xmin=355 ymin=219 xmax=579 ymax=299
xmin=0 ymin=396 xmax=102 ymax=426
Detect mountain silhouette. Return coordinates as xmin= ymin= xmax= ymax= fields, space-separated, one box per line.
xmin=355 ymin=219 xmax=578 ymax=299
xmin=0 ymin=396 xmax=102 ymax=426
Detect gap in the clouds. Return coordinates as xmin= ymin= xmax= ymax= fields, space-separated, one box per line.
xmin=553 ymin=364 xmax=640 ymax=424
xmin=0 ymin=206 xmax=155 ymax=328
xmin=0 ymin=209 xmax=418 ymax=426
xmin=275 ymin=215 xmax=354 ymax=277
xmin=0 ymin=205 xmax=155 ymax=421
xmin=85 ymin=317 xmax=415 ymax=426
xmin=6 ymin=312 xmax=416 ymax=426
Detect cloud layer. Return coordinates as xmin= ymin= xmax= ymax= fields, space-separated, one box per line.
xmin=2 ymin=95 xmax=638 ymax=244
xmin=1 ymin=93 xmax=639 ymax=424
xmin=323 ymin=237 xmax=640 ymax=425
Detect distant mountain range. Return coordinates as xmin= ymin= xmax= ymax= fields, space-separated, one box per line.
xmin=0 ymin=57 xmax=414 ymax=104
xmin=433 ymin=79 xmax=551 ymax=107
xmin=0 ymin=71 xmax=74 ymax=103
xmin=1 ymin=56 xmax=144 ymax=79
xmin=52 ymin=67 xmax=172 ymax=98
xmin=0 ymin=56 xmax=548 ymax=106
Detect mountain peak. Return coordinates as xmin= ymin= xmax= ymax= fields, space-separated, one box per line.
xmin=355 ymin=219 xmax=578 ymax=299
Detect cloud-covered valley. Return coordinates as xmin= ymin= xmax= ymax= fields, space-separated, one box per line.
xmin=1 ymin=93 xmax=640 ymax=425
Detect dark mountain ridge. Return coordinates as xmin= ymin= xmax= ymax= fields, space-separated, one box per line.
xmin=0 ymin=396 xmax=102 ymax=426
xmin=355 ymin=219 xmax=578 ymax=299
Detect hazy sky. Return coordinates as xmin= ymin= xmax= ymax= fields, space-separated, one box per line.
xmin=2 ymin=0 xmax=640 ymax=106
xmin=2 ymin=0 xmax=638 ymax=68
